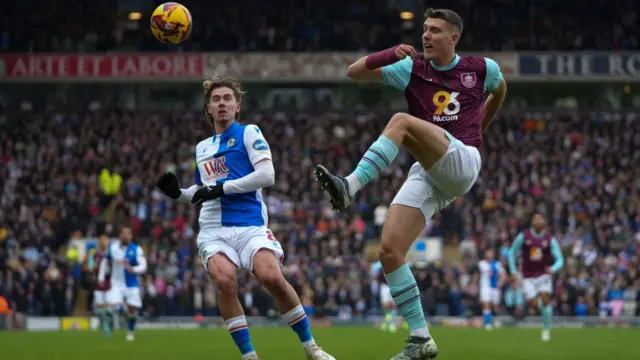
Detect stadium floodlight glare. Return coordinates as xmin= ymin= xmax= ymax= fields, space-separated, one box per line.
xmin=400 ymin=11 xmax=414 ymax=20
xmin=128 ymin=12 xmax=142 ymax=21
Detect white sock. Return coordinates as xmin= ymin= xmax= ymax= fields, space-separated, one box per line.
xmin=410 ymin=326 xmax=430 ymax=338
xmin=345 ymin=174 xmax=362 ymax=197
xmin=281 ymin=304 xmax=315 ymax=349
xmin=225 ymin=315 xmax=249 ymax=333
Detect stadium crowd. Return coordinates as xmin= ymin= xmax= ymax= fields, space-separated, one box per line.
xmin=3 ymin=0 xmax=638 ymax=52
xmin=1 ymin=108 xmax=639 ymax=322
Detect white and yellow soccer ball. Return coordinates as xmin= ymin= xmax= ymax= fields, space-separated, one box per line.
xmin=150 ymin=2 xmax=192 ymax=44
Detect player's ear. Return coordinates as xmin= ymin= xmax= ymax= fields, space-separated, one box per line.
xmin=451 ymin=31 xmax=460 ymax=45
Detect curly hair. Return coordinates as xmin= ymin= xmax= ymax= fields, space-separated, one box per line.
xmin=203 ymin=76 xmax=246 ymax=121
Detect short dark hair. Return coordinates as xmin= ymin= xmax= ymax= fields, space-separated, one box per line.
xmin=424 ymin=8 xmax=463 ymax=34
xmin=203 ymin=76 xmax=246 ymax=120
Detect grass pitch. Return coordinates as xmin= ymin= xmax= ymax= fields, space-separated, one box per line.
xmin=1 ymin=326 xmax=638 ymax=359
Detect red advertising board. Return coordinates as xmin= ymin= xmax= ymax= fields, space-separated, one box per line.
xmin=0 ymin=54 xmax=205 ymax=80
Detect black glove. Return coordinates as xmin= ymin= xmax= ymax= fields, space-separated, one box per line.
xmin=191 ymin=184 xmax=224 ymax=205
xmin=156 ymin=172 xmax=181 ymax=199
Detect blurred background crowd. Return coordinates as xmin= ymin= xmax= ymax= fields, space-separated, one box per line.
xmin=3 ymin=0 xmax=638 ymax=52
xmin=1 ymin=0 xmax=640 ymax=325
xmin=2 ymin=110 xmax=639 ymax=320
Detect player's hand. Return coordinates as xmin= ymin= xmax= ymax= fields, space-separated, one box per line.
xmin=126 ymin=265 xmax=135 ymax=274
xmin=191 ymin=184 xmax=224 ymax=205
xmin=156 ymin=172 xmax=181 ymax=199
xmin=511 ymin=274 xmax=519 ymax=284
xmin=395 ymin=44 xmax=417 ymax=60
xmin=545 ymin=267 xmax=553 ymax=275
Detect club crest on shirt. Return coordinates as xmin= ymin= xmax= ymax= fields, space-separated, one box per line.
xmin=461 ymin=72 xmax=477 ymax=88
xmin=226 ymin=138 xmax=236 ymax=148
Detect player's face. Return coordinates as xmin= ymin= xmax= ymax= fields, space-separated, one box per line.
xmin=485 ymin=249 xmax=494 ymax=261
xmin=208 ymin=86 xmax=240 ymax=125
xmin=422 ymin=18 xmax=459 ymax=61
xmin=532 ymin=214 xmax=546 ymax=230
xmin=120 ymin=227 xmax=133 ymax=244
xmin=98 ymin=235 xmax=109 ymax=251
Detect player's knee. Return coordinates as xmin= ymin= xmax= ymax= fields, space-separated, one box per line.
xmin=213 ymin=272 xmax=237 ymax=296
xmin=378 ymin=240 xmax=404 ymax=266
xmin=540 ymin=295 xmax=551 ymax=306
xmin=253 ymin=250 xmax=286 ymax=290
xmin=387 ymin=113 xmax=411 ymax=134
xmin=207 ymin=255 xmax=238 ymax=296
xmin=258 ymin=270 xmax=286 ymax=290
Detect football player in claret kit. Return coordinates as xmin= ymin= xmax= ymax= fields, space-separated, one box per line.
xmin=508 ymin=213 xmax=565 ymax=342
xmin=85 ymin=234 xmax=115 ymax=336
xmin=98 ymin=226 xmax=147 ymax=342
xmin=315 ymin=8 xmax=507 ymax=360
xmin=155 ymin=76 xmax=335 ymax=360
xmin=477 ymin=249 xmax=506 ymax=330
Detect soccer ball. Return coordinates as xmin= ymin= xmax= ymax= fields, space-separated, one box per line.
xmin=150 ymin=2 xmax=192 ymax=44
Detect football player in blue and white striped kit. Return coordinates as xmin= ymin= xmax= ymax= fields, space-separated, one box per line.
xmin=98 ymin=226 xmax=147 ymax=341
xmin=155 ymin=77 xmax=335 ymax=360
xmin=477 ymin=248 xmax=506 ymax=330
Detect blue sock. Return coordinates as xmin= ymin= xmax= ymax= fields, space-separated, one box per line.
xmin=385 ymin=263 xmax=430 ymax=338
xmin=483 ymin=310 xmax=493 ymax=326
xmin=346 ymin=135 xmax=399 ymax=195
xmin=127 ymin=312 xmax=137 ymax=332
xmin=226 ymin=316 xmax=256 ymax=355
xmin=283 ymin=304 xmax=315 ymax=347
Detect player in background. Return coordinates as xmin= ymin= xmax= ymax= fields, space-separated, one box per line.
xmin=155 ymin=76 xmax=335 ymax=360
xmin=84 ymin=234 xmax=114 ymax=336
xmin=98 ymin=226 xmax=147 ymax=342
xmin=372 ymin=260 xmax=412 ymax=332
xmin=477 ymin=249 xmax=506 ymax=330
xmin=508 ymin=213 xmax=564 ymax=342
xmin=315 ymin=8 xmax=507 ymax=360
xmin=372 ymin=260 xmax=398 ymax=332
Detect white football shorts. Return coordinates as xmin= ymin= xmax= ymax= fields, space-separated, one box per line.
xmin=480 ymin=287 xmax=501 ymax=305
xmin=523 ymin=274 xmax=553 ymax=300
xmin=106 ymin=286 xmax=142 ymax=308
xmin=93 ymin=290 xmax=107 ymax=307
xmin=391 ymin=131 xmax=481 ymax=220
xmin=379 ymin=283 xmax=394 ymax=306
xmin=198 ymin=226 xmax=284 ymax=271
